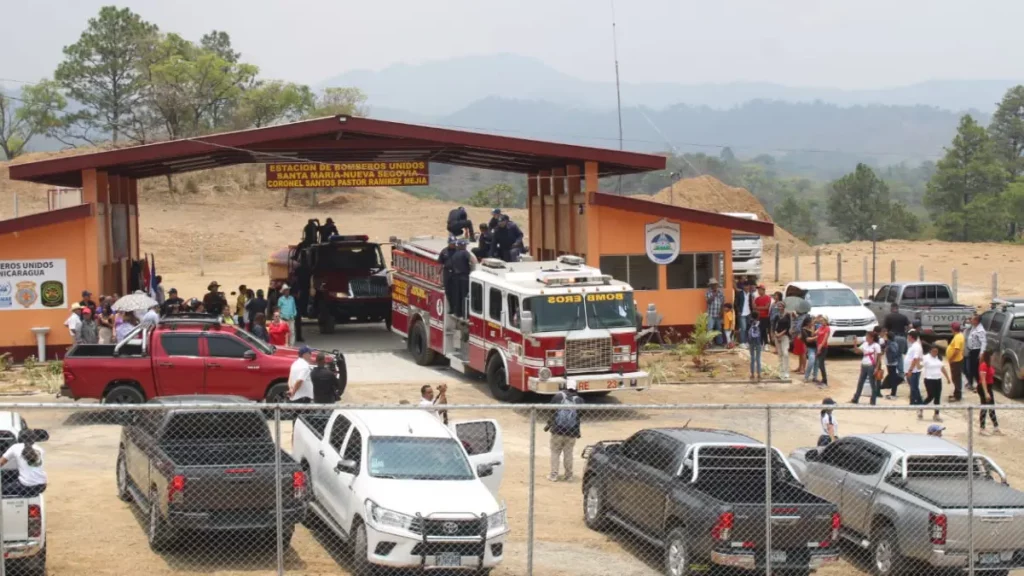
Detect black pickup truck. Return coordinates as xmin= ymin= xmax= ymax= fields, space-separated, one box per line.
xmin=115 ymin=395 xmax=308 ymax=551
xmin=582 ymin=428 xmax=840 ymax=576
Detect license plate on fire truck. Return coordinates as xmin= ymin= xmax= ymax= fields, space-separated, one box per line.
xmin=576 ymin=379 xmax=638 ymax=391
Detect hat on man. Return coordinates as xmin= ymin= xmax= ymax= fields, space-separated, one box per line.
xmin=492 ymin=208 xmax=501 ymax=214
xmin=169 ymin=288 xmax=178 ymax=294
xmin=280 ymin=284 xmax=290 ymax=291
xmin=500 ymin=214 xmax=510 ymax=222
xmin=71 ymin=302 xmax=82 ymax=311
xmin=927 ymin=424 xmax=946 ymax=435
xmin=81 ymin=289 xmax=92 ymax=297
xmin=81 ymin=307 xmax=92 ymax=315
xmin=447 ymin=235 xmax=457 ymax=244
xmin=207 ymin=281 xmax=220 ymax=291
xmin=456 ymin=239 xmax=468 ymax=247
xmin=297 ymin=345 xmax=312 ymax=357
xmin=707 ymin=278 xmax=719 ymax=286
xmin=757 ymin=284 xmax=766 ymax=290
xmin=565 ymin=378 xmax=578 ymax=391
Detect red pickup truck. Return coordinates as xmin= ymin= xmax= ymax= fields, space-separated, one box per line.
xmin=61 ymin=316 xmax=346 ymax=404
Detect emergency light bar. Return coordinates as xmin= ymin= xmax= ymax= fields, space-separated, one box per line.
xmin=537 ymin=272 xmax=612 ymax=286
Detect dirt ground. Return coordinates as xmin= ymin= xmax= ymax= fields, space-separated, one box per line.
xmin=11 ymin=343 xmax=1024 ymax=576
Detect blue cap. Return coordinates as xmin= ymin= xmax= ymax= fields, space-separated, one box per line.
xmin=298 ymin=345 xmax=312 ymax=356
xmin=448 ymin=235 xmax=457 ymax=243
xmin=927 ymin=424 xmax=945 ymax=435
xmin=492 ymin=208 xmax=501 ymax=214
xmin=456 ymin=239 xmax=468 ymax=246
xmin=500 ymin=214 xmax=510 ymax=222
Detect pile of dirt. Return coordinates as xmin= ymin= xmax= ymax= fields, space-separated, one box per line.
xmin=636 ymin=175 xmax=813 ymax=255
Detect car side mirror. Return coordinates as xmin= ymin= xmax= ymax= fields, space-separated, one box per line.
xmin=243 ymin=350 xmax=257 ymax=360
xmin=805 ymin=450 xmax=820 ymax=462
xmin=477 ymin=463 xmax=494 ymax=478
xmin=335 ymin=458 xmax=357 ymax=475
xmin=520 ymin=311 xmax=534 ymax=336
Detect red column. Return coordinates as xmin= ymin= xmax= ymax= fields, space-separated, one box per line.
xmin=527 ymin=174 xmax=540 ymax=260
xmin=538 ymin=170 xmax=551 ymax=259
xmin=566 ymin=165 xmax=581 ymax=255
xmin=551 ymin=167 xmax=565 ymax=256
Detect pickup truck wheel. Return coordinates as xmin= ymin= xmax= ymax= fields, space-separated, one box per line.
xmin=1002 ymin=362 xmax=1023 ymax=398
xmin=664 ymin=527 xmax=691 ymax=576
xmin=104 ymin=384 xmax=144 ymax=404
xmin=583 ymin=482 xmax=607 ymax=531
xmin=148 ymin=489 xmax=173 ymax=552
xmin=265 ymin=382 xmax=290 ymax=404
xmin=871 ymin=525 xmax=904 ymax=576
xmin=409 ymin=321 xmax=436 ymax=366
xmin=487 ymin=354 xmax=524 ymax=403
xmin=350 ymin=520 xmax=372 ymax=576
xmin=116 ymin=449 xmax=132 ymax=502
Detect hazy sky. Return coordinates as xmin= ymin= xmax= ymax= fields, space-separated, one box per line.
xmin=4 ymin=0 xmax=1024 ymax=89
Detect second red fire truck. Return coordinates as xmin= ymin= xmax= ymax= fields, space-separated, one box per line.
xmin=389 ymin=236 xmax=649 ymax=402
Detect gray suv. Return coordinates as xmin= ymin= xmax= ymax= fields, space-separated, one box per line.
xmin=790 ymin=434 xmax=1024 ymax=576
xmin=982 ymin=299 xmax=1024 ymax=398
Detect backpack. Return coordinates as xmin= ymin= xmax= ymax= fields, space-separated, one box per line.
xmin=748 ymin=322 xmax=761 ymax=343
xmin=554 ymin=392 xmax=582 ymax=430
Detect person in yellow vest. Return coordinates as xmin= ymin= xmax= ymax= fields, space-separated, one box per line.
xmin=946 ymin=322 xmax=965 ymax=402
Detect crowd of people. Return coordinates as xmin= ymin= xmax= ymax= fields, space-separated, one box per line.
xmin=707 ymin=277 xmax=1001 ymax=437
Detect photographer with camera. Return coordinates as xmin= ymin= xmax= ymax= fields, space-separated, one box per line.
xmin=419 ymin=383 xmax=449 ymax=424
xmin=546 ymin=379 xmax=584 ymax=482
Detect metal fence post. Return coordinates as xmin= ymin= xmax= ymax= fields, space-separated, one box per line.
xmin=815 ymin=249 xmax=821 ymax=281
xmin=527 ymin=408 xmax=537 ymax=576
xmin=774 ymin=244 xmax=780 ymax=283
xmin=863 ymin=257 xmax=869 ymax=298
xmin=765 ymin=407 xmax=773 ymax=576
xmin=0 ymin=456 xmax=5 ymax=576
xmin=199 ymin=245 xmax=205 ymax=277
xmin=836 ymin=253 xmax=842 ymax=282
xmin=992 ymin=272 xmax=999 ymax=299
xmin=952 ymin=269 xmax=959 ymax=301
xmin=794 ymin=254 xmax=800 ymax=281
xmin=968 ymin=405 xmax=975 ymax=576
xmin=274 ymin=406 xmax=285 ymax=576
xmin=918 ymin=265 xmax=924 ymax=281
xmin=890 ymin=259 xmax=896 ymax=283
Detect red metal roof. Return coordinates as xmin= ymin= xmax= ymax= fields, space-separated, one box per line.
xmin=0 ymin=203 xmax=94 ymax=236
xmin=8 ymin=116 xmax=667 ymax=188
xmin=589 ymin=192 xmax=775 ymax=236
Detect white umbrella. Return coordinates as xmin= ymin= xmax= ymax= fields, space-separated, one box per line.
xmin=113 ymin=290 xmax=158 ymax=312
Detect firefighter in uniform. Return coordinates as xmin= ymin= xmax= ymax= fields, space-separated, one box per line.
xmin=490 ymin=215 xmax=524 ymax=262
xmin=488 ymin=208 xmax=502 ymax=231
xmin=448 ymin=239 xmax=473 ymax=318
xmin=446 ymin=206 xmax=477 ymax=241
xmin=438 ymin=236 xmax=457 ymax=313
xmin=318 ymin=218 xmax=339 ymax=242
xmin=473 ymin=223 xmax=492 ymax=260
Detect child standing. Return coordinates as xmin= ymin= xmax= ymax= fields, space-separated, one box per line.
xmin=722 ymin=303 xmax=736 ymax=347
xmin=748 ymin=311 xmax=763 ymax=381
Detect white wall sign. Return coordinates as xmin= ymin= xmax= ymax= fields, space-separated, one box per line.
xmin=645 ymin=219 xmax=681 ymax=265
xmin=0 ymin=259 xmax=68 ymax=311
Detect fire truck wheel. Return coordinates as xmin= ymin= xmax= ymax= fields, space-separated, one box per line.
xmin=487 ymin=354 xmax=524 ymax=403
xmin=409 ymin=320 xmax=437 ymax=366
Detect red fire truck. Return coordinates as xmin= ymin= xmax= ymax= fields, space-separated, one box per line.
xmin=389 ymin=236 xmax=649 ymax=402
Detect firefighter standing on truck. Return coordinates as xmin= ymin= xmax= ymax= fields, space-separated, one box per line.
xmin=490 ymin=215 xmax=524 ymax=262
xmin=446 ymin=206 xmax=477 ymax=241
xmin=448 ymin=239 xmax=473 ymax=318
xmin=438 ymin=236 xmax=457 ymax=314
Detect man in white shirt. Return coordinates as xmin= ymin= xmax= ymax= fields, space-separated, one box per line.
xmin=904 ymin=331 xmax=924 ymax=406
xmin=140 ymin=304 xmax=160 ymax=329
xmin=418 ymin=384 xmax=448 ymax=422
xmin=64 ymin=303 xmax=83 ymax=339
xmin=288 ymin=346 xmax=314 ymax=403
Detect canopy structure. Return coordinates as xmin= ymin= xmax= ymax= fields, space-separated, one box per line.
xmin=9 ymin=115 xmax=666 ymax=188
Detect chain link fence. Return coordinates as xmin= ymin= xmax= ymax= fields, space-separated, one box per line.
xmin=0 ymin=401 xmax=1022 ymax=575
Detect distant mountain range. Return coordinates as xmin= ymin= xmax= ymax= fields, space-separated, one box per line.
xmin=322 ymin=53 xmax=1020 ymax=116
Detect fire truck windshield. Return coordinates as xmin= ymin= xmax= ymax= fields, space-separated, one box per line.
xmin=524 ymin=292 xmax=636 ymax=332
xmin=316 ymin=245 xmax=385 ymax=270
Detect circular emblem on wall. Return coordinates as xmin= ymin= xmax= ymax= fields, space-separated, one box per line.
xmin=645 ymin=218 xmax=681 ymax=265
xmin=435 ymin=297 xmax=444 ymax=316
xmin=15 ymin=281 xmax=38 ymax=308
xmin=40 ymin=281 xmax=65 ymax=308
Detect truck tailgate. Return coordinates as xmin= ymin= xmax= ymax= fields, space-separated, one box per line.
xmin=2 ymin=499 xmax=30 ymax=541
xmin=945 ymin=507 xmax=1024 ymax=554
xmin=731 ymin=499 xmax=837 ymax=549
xmin=176 ymin=463 xmax=298 ymax=512
xmin=920 ymin=308 xmax=974 ymax=327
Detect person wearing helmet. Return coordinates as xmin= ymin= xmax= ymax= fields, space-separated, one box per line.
xmin=818 ymin=398 xmax=838 ymax=446
xmin=446 ymin=206 xmax=477 ymax=241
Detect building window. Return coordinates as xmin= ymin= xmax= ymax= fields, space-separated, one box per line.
xmin=599 ymin=255 xmax=659 ymax=291
xmin=667 ymin=252 xmax=724 ymax=290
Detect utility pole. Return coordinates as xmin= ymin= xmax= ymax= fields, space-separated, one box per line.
xmin=611 ymin=0 xmax=624 ymax=194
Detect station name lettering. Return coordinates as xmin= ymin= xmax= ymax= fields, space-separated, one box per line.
xmin=546 ymin=293 xmax=624 ymax=304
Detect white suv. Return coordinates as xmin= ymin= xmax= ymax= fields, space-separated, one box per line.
xmin=785 ymin=281 xmax=878 ymax=347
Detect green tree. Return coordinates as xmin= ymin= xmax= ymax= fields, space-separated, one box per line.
xmin=828 ymin=163 xmax=920 ymax=241
xmin=312 ymin=87 xmax=369 ymax=117
xmin=467 ymin=183 xmax=518 ymax=208
xmin=200 ymin=30 xmax=239 ymax=63
xmin=924 ymin=115 xmax=1007 ymax=241
xmin=54 ymin=6 xmax=158 ymax=143
xmin=773 ymin=194 xmax=819 ymax=243
xmin=0 ymin=81 xmax=67 ymax=159
xmin=234 ymin=81 xmax=315 ymax=128
xmin=988 ymin=85 xmax=1024 ymax=178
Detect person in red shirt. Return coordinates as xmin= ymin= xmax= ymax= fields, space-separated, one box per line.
xmin=978 ymin=350 xmax=1001 ymax=435
xmin=267 ymin=310 xmax=291 ymax=347
xmin=753 ymin=285 xmax=772 ymax=347
xmin=815 ymin=316 xmax=830 ymax=388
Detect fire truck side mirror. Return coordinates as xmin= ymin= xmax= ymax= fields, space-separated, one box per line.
xmin=520 ymin=311 xmax=534 ymax=336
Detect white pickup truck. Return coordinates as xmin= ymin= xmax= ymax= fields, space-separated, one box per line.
xmin=0 ymin=412 xmax=47 ymax=576
xmin=291 ymin=409 xmax=509 ymax=574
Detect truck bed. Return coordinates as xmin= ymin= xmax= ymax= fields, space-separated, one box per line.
xmin=695 ymin=478 xmax=828 ymax=505
xmin=66 ymin=343 xmax=144 ymax=357
xmin=161 ymin=442 xmax=284 ymax=467
xmin=898 ymin=478 xmax=1024 ymax=509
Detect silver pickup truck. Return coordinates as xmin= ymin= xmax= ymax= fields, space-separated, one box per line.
xmin=865 ymin=283 xmax=975 ymax=344
xmin=790 ymin=434 xmax=1024 ymax=576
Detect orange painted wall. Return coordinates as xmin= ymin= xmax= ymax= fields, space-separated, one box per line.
xmin=584 ymin=201 xmax=734 ymax=328
xmin=0 ymin=219 xmax=91 ymax=351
